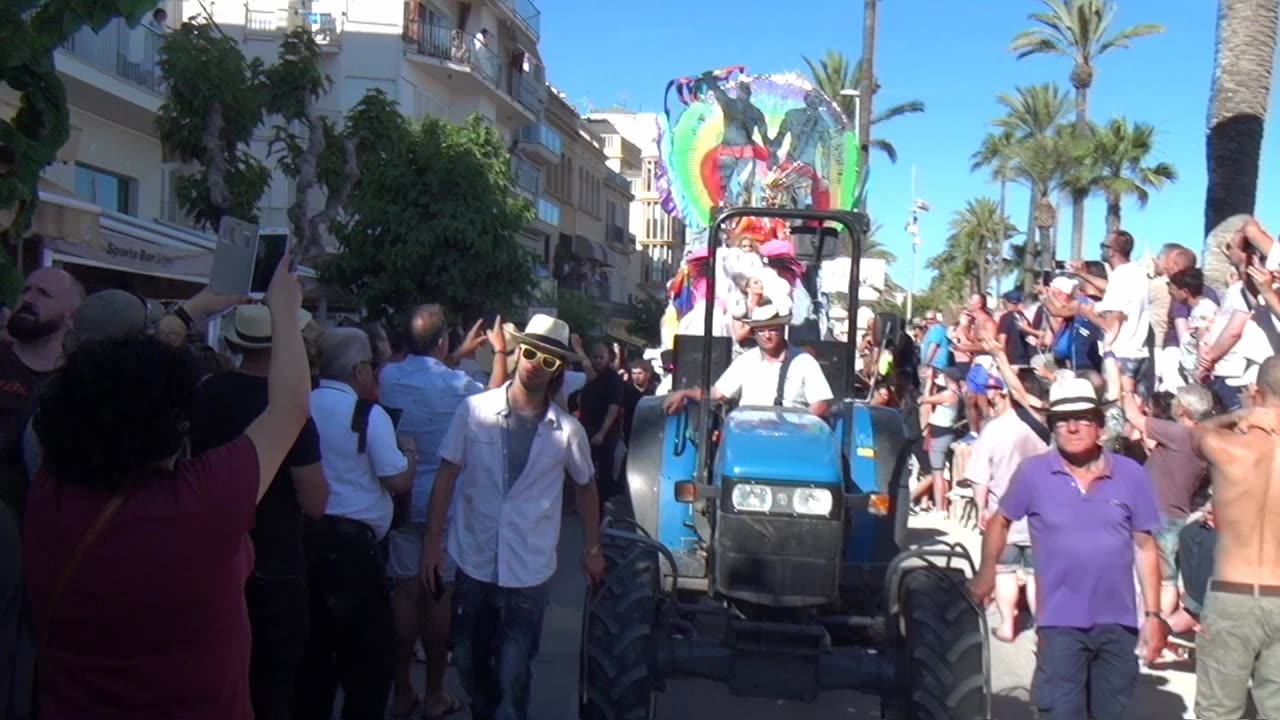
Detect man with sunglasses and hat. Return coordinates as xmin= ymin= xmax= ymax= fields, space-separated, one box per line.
xmin=663 ymin=299 xmax=834 ymax=417
xmin=420 ymin=314 xmax=603 ymax=720
xmin=970 ymin=376 xmax=1167 ymax=720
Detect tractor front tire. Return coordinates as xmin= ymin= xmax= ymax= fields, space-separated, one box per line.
xmin=579 ymin=532 xmax=661 ymax=720
xmin=885 ymin=567 xmax=986 ymax=720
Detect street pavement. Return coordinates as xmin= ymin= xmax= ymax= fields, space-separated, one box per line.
xmin=421 ymin=511 xmax=1202 ymax=719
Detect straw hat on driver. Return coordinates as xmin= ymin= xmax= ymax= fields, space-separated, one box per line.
xmin=1046 ymin=376 xmax=1109 ymax=415
xmin=222 ymin=304 xmax=313 ymax=350
xmin=508 ymin=313 xmax=586 ymax=363
xmin=742 ymin=298 xmax=793 ymax=329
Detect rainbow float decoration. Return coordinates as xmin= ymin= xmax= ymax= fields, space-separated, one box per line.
xmin=655 ymin=67 xmax=861 ymax=348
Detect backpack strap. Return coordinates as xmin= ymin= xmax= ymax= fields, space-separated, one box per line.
xmin=351 ymin=398 xmax=377 ymax=454
xmin=41 ymin=493 xmax=125 ymax=653
xmin=774 ymin=349 xmax=799 ymax=407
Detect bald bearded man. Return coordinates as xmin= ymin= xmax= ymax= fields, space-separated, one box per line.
xmin=1193 ymin=355 xmax=1280 ymax=719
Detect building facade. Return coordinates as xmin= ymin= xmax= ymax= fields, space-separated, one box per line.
xmin=586 ymin=111 xmax=685 ymax=301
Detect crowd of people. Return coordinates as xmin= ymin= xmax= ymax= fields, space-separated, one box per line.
xmin=0 ymin=252 xmax=666 ymax=720
xmin=878 ymin=220 xmax=1280 ymax=719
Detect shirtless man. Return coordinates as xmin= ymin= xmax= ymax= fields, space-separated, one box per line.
xmin=951 ymin=294 xmax=998 ymax=436
xmin=1192 ymin=354 xmax=1280 ymax=720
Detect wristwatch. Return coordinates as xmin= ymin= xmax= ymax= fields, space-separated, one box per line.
xmin=1144 ymin=611 xmax=1169 ymax=627
xmin=585 ymin=544 xmax=603 ymax=558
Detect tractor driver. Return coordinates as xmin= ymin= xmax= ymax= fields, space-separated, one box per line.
xmin=663 ymin=301 xmax=834 ymax=418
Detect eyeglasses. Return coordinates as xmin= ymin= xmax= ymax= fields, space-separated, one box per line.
xmin=520 ymin=344 xmax=564 ymax=372
xmin=754 ymin=326 xmax=784 ymax=335
xmin=1051 ymin=414 xmax=1099 ymax=428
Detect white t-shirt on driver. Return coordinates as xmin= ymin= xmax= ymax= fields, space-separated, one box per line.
xmin=713 ymin=347 xmax=835 ymax=409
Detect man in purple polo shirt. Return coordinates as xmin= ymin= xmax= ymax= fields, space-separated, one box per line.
xmin=969 ymin=376 xmax=1168 ymax=720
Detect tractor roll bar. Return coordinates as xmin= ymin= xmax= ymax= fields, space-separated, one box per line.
xmin=695 ymin=206 xmax=871 ymax=484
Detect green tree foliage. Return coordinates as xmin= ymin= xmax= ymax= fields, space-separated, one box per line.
xmin=1 ymin=0 xmax=156 ymax=238
xmin=155 ymin=20 xmax=269 ymax=230
xmin=928 ymin=198 xmax=1017 ymax=300
xmin=556 ymin=289 xmax=599 ymax=340
xmin=626 ymin=295 xmax=667 ymax=346
xmin=323 ymin=112 xmax=536 ymax=321
xmin=1076 ymin=118 xmax=1177 ymax=233
xmin=803 ymin=50 xmax=925 ymax=163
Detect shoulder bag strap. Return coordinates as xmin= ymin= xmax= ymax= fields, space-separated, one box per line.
xmin=773 ymin=349 xmax=798 ymax=407
xmin=351 ymin=398 xmax=378 ymax=454
xmin=40 ymin=493 xmax=125 ymax=653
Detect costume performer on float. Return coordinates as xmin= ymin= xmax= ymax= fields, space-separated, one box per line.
xmin=701 ymin=71 xmax=772 ymax=208
xmin=769 ymin=90 xmax=833 ymax=210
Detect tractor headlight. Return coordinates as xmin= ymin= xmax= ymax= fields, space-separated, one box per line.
xmin=731 ymin=484 xmax=774 ymax=513
xmin=792 ymin=488 xmax=834 ymax=516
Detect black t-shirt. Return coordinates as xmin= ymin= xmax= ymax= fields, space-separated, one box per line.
xmin=579 ymin=369 xmax=625 ymax=445
xmin=998 ymin=309 xmax=1033 ymax=365
xmin=620 ymin=382 xmax=655 ymax=444
xmin=190 ymin=371 xmax=322 ymax=577
xmin=0 ymin=343 xmax=49 ymax=521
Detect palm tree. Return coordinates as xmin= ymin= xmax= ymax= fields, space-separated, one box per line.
xmin=970 ymin=128 xmax=1021 ymax=288
xmin=804 ymin=50 xmax=926 ymax=163
xmin=991 ymin=83 xmax=1072 ymax=283
xmin=1010 ymin=0 xmax=1165 ymax=259
xmin=1080 ymin=118 xmax=1177 ymax=233
xmin=940 ymin=198 xmax=1018 ymax=294
xmin=1204 ymin=0 xmax=1280 ymax=291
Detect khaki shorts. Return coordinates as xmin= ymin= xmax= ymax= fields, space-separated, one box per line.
xmin=385 ymin=523 xmax=456 ymax=581
xmin=1194 ymin=586 xmax=1280 ymax=720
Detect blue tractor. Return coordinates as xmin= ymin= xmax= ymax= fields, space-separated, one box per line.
xmin=579 ymin=207 xmax=992 ymax=720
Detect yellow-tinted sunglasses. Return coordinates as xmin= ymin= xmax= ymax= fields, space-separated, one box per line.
xmin=519 ymin=344 xmax=564 ymax=372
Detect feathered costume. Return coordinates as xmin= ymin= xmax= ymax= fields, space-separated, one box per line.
xmin=661 ymin=211 xmax=813 ymax=347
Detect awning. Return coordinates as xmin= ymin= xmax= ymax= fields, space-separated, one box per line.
xmin=571 ymin=234 xmax=610 ymax=266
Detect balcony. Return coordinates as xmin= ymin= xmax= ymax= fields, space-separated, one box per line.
xmin=59 ymin=16 xmax=165 ymax=96
xmin=402 ymin=18 xmax=536 ymax=120
xmin=493 ymin=0 xmax=541 ymax=39
xmin=607 ymin=224 xmax=629 ymax=248
xmin=509 ymin=73 xmax=545 ymax=116
xmin=245 ymin=5 xmax=345 ymax=46
xmin=601 ymin=134 xmax=642 ymax=170
xmin=511 ymin=156 xmax=542 ymax=199
xmin=531 ymin=196 xmax=560 ymax=232
xmin=517 ymin=123 xmax=562 ymax=165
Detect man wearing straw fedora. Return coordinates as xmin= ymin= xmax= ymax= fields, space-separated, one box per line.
xmin=663 ymin=299 xmax=834 ymax=417
xmin=970 ymin=376 xmax=1167 ymax=720
xmin=421 ymin=314 xmax=603 ymax=720
xmin=190 ymin=303 xmax=329 ymax=720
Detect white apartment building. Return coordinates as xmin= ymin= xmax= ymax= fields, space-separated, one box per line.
xmin=585 ymin=112 xmax=685 ymax=300
xmin=188 ymin=0 xmax=556 ymax=261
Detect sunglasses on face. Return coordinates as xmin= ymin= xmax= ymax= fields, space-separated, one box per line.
xmin=520 ymin=344 xmax=564 ymax=372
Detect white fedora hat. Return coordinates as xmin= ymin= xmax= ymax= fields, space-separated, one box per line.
xmin=222 ymin=304 xmax=313 ymax=350
xmin=1047 ymin=376 xmax=1106 ymax=414
xmin=742 ymin=299 xmax=793 ymax=329
xmin=509 ymin=313 xmax=586 ymax=363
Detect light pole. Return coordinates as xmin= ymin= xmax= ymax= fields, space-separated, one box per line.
xmin=904 ymin=164 xmax=929 ymax=321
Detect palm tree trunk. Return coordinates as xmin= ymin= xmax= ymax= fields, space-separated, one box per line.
xmin=858 ymin=0 xmax=877 ymax=180
xmin=1022 ymin=190 xmax=1039 ymax=294
xmin=1072 ymin=87 xmax=1089 ymax=260
xmin=1106 ymin=194 xmax=1122 ymax=234
xmin=1204 ymin=0 xmax=1280 ymax=292
xmin=996 ymin=179 xmax=1008 ymax=296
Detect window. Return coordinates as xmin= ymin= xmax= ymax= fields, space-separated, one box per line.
xmin=641 ymin=159 xmax=656 ymax=193
xmin=75 ymin=164 xmax=132 ymax=214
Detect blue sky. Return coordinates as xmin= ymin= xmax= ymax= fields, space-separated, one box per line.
xmin=535 ymin=0 xmax=1280 ymax=291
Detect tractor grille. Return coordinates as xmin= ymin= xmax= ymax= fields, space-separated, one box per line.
xmin=714 ymin=513 xmax=843 ymax=607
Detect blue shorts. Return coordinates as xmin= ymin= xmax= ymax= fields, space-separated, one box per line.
xmin=966 ymin=363 xmax=991 ymax=395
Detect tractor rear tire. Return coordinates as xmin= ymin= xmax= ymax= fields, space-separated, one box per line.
xmin=579 ymin=532 xmax=661 ymax=720
xmin=885 ymin=567 xmax=986 ymax=720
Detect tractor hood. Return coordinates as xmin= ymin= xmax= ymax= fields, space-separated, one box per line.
xmin=716 ymin=407 xmax=842 ymax=485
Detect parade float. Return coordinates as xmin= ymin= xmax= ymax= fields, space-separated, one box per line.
xmin=652 ymin=66 xmax=882 ymax=350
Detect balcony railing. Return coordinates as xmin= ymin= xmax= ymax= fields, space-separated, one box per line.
xmin=405 ymin=22 xmax=502 ymax=87
xmin=512 ymin=156 xmax=542 ymax=196
xmin=509 ymin=74 xmax=545 ymax=115
xmin=607 ymin=225 xmax=629 ymax=247
xmin=498 ymin=0 xmax=541 ymax=38
xmin=518 ymin=123 xmax=563 ymax=156
xmin=60 ymin=16 xmax=165 ymax=95
xmin=536 ymin=197 xmax=560 ymax=227
xmin=246 ymin=7 xmax=342 ymax=41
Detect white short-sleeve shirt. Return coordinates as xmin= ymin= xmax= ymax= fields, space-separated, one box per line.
xmin=439 ymin=383 xmax=594 ymax=588
xmin=310 ymin=380 xmax=409 ymax=539
xmin=1095 ymin=261 xmax=1152 ymax=359
xmin=1207 ymin=282 xmax=1273 ymax=380
xmin=713 ymin=346 xmax=835 ymax=408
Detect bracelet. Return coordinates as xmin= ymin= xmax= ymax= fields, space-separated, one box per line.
xmin=585 ymin=544 xmax=603 ymax=557
xmin=171 ymin=304 xmax=194 ymax=329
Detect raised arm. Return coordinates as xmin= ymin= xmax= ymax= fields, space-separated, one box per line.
xmin=244 ymin=254 xmax=313 ymax=503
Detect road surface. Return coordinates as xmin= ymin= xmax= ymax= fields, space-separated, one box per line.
xmin=417 ymin=512 xmax=1200 ymax=719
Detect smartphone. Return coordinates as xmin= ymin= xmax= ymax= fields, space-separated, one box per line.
xmin=250 ymin=231 xmax=289 ymax=295
xmin=1040 ymin=270 xmax=1054 ymax=286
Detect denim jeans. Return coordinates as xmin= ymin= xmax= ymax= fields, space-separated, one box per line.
xmin=452 ymin=571 xmax=550 ymax=720
xmin=1032 ymin=624 xmax=1139 ymax=720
